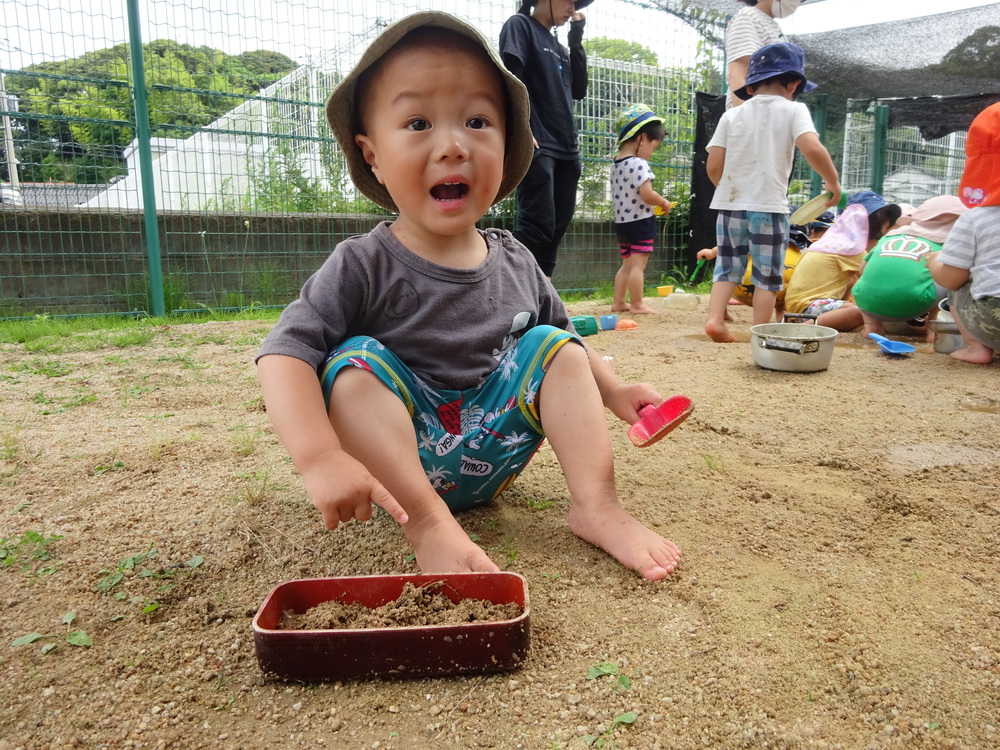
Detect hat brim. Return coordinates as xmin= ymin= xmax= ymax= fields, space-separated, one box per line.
xmin=617 ymin=113 xmax=665 ymax=146
xmin=325 ymin=11 xmax=533 ymax=212
xmin=734 ymin=76 xmax=817 ymax=101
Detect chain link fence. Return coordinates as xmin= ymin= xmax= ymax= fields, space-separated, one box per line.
xmin=0 ymin=0 xmax=976 ymax=317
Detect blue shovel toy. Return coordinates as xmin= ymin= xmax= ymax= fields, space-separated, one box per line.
xmin=868 ymin=333 xmax=915 ymax=356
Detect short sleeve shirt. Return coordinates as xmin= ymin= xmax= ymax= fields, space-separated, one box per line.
xmin=938 ymin=206 xmax=1000 ymax=298
xmin=611 ymin=156 xmax=655 ymax=224
xmin=708 ymin=95 xmax=816 ymax=213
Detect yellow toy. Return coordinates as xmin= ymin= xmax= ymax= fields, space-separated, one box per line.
xmin=732 ymin=237 xmax=805 ymax=307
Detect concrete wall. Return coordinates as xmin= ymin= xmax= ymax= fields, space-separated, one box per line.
xmin=1 ymin=207 xmax=688 ymax=316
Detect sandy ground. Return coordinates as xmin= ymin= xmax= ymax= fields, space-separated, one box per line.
xmin=1 ymin=299 xmax=998 ymax=750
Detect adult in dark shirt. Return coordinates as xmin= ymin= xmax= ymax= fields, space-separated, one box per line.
xmin=500 ymin=0 xmax=592 ymax=279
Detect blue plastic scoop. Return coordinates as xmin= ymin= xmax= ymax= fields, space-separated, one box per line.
xmin=868 ymin=332 xmax=915 ymax=356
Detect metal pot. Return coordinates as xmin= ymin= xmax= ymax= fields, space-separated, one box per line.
xmin=929 ymin=320 xmax=962 ymax=354
xmin=749 ymin=323 xmax=839 ymax=373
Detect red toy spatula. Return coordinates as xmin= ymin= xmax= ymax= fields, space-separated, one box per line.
xmin=627 ymin=395 xmax=693 ymax=447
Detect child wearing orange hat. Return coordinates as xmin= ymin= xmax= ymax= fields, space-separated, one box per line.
xmin=927 ymin=102 xmax=1000 ymax=364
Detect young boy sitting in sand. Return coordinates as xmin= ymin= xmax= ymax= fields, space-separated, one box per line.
xmin=255 ymin=12 xmax=682 ymax=580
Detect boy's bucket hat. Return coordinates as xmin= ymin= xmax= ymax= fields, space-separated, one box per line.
xmin=959 ymin=101 xmax=1000 ymax=208
xmin=615 ymin=104 xmax=664 ymax=146
xmin=325 ymin=11 xmax=533 ymax=212
xmin=734 ymin=42 xmax=817 ymax=101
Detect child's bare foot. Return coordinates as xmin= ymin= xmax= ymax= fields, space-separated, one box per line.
xmin=611 ymin=303 xmax=631 ymax=313
xmin=405 ymin=512 xmax=500 ymax=573
xmin=568 ymin=502 xmax=681 ymax=581
xmin=629 ymin=304 xmax=660 ymax=315
xmin=950 ymin=343 xmax=995 ymax=364
xmin=705 ymin=320 xmax=737 ymax=343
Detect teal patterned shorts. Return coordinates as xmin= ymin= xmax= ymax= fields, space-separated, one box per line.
xmin=320 ymin=326 xmax=580 ymax=511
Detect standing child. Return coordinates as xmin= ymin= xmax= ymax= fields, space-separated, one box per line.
xmin=927 ymin=101 xmax=1000 ymax=364
xmin=499 ymin=0 xmax=592 ymax=279
xmin=610 ymin=104 xmax=673 ymax=314
xmin=704 ymin=41 xmax=841 ymax=342
xmin=255 ymin=12 xmax=682 ymax=580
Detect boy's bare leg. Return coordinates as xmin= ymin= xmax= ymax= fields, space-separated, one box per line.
xmin=626 ymin=255 xmax=659 ymax=314
xmin=860 ymin=311 xmax=885 ymax=337
xmin=328 ymin=367 xmax=499 ymax=573
xmin=706 ymin=280 xmax=738 ymax=342
xmin=816 ymin=304 xmax=863 ymax=332
xmin=751 ymin=288 xmax=777 ymax=326
xmin=612 ymin=261 xmax=630 ymax=312
xmin=950 ymin=308 xmax=995 ymax=364
xmin=539 ymin=343 xmax=681 ymax=581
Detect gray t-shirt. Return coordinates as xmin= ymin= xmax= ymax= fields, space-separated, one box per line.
xmin=256 ymin=222 xmax=574 ymax=390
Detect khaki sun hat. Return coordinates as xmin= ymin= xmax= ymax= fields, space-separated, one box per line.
xmin=325 ymin=11 xmax=533 ymax=213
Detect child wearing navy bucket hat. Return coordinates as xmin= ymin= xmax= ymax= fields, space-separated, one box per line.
xmin=610 ymin=104 xmax=674 ymax=315
xmin=703 ymin=41 xmax=841 ymax=342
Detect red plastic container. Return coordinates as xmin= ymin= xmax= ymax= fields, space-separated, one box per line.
xmin=252 ymin=572 xmax=530 ymax=681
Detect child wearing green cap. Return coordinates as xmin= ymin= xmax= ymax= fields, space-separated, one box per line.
xmin=610 ymin=104 xmax=673 ymax=315
xmin=256 ymin=12 xmax=683 ymax=581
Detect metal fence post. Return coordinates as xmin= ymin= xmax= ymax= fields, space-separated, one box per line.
xmin=809 ymin=94 xmax=828 ymax=198
xmin=871 ymin=104 xmax=889 ymax=196
xmin=126 ymin=0 xmax=165 ymax=317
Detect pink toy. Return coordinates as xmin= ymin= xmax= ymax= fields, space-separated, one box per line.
xmin=627 ymin=395 xmax=693 ymax=447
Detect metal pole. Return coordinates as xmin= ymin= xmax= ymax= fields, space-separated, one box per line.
xmin=126 ymin=0 xmax=165 ymax=317
xmin=871 ymin=104 xmax=890 ymax=196
xmin=0 ymin=72 xmax=21 ymax=189
xmin=809 ymin=94 xmax=828 ymax=198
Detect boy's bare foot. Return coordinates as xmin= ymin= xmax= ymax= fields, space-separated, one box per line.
xmin=405 ymin=512 xmax=500 ymax=574
xmin=567 ymin=502 xmax=681 ymax=581
xmin=950 ymin=343 xmax=995 ymax=364
xmin=705 ymin=320 xmax=737 ymax=343
xmin=629 ymin=304 xmax=660 ymax=315
xmin=611 ymin=303 xmax=631 ymax=313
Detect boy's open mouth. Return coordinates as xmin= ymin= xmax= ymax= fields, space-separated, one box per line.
xmin=430 ymin=182 xmax=469 ymax=201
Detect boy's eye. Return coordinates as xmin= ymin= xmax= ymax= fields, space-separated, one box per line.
xmin=467 ymin=117 xmax=487 ymax=130
xmin=407 ymin=119 xmax=430 ymax=132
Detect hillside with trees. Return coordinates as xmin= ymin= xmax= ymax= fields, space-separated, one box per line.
xmin=4 ymin=41 xmax=298 ymax=184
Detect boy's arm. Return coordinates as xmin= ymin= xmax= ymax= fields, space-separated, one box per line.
xmin=584 ymin=341 xmax=661 ymax=424
xmin=638 ymin=180 xmax=671 ymax=213
xmin=257 ymin=354 xmax=408 ymax=529
xmin=726 ymin=57 xmax=750 ymax=108
xmin=706 ymin=146 xmax=725 ymax=186
xmin=795 ymin=132 xmax=842 ymax=208
xmin=926 ymin=251 xmax=971 ymax=290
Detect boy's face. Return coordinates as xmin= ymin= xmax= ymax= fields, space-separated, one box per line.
xmin=354 ymin=40 xmax=506 ymax=242
xmin=635 ymin=134 xmax=660 ymax=162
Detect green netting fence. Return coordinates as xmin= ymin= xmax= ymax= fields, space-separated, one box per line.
xmin=0 ymin=0 xmax=976 ymax=318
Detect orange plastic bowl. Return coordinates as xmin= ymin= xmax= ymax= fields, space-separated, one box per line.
xmin=615 ymin=319 xmax=640 ymax=331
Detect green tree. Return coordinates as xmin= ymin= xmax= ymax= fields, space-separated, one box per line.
xmin=6 ymin=40 xmax=297 ymax=184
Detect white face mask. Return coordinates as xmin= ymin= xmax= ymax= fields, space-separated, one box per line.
xmin=770 ymin=0 xmax=802 ymax=19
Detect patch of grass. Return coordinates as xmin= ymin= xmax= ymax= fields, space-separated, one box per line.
xmin=234 ymin=467 xmax=278 ymax=505
xmin=703 ymin=454 xmax=724 ymax=472
xmin=527 ymin=496 xmax=555 ymax=510
xmin=10 ymin=359 xmax=74 ymax=378
xmin=33 ymin=389 xmax=98 ymax=415
xmin=1 ymin=530 xmax=65 ymax=578
xmin=12 ymin=612 xmax=93 ymax=654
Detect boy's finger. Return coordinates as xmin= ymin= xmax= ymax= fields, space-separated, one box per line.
xmin=371 ymin=486 xmax=409 ymax=525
